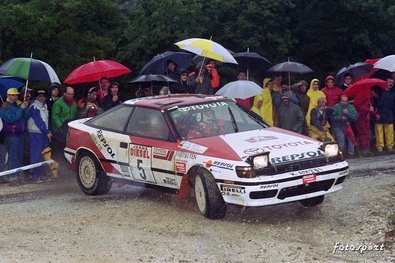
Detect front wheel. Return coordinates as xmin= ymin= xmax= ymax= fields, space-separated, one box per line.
xmin=299 ymin=195 xmax=325 ymax=207
xmin=194 ymin=169 xmax=227 ymax=219
xmin=77 ymin=152 xmax=112 ymax=195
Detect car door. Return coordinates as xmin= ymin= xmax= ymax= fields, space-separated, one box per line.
xmin=125 ymin=107 xmax=181 ymax=188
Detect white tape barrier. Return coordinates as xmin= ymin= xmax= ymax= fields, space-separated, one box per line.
xmin=0 ymin=160 xmax=58 ymax=177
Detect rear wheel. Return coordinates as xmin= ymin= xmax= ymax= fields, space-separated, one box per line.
xmin=299 ymin=195 xmax=325 ymax=207
xmin=194 ymin=169 xmax=227 ymax=219
xmin=77 ymin=152 xmax=112 ymax=195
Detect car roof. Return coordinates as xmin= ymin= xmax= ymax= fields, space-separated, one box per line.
xmin=123 ymin=94 xmax=232 ymax=110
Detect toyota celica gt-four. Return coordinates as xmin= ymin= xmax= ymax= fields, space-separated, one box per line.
xmin=64 ymin=94 xmax=349 ymax=219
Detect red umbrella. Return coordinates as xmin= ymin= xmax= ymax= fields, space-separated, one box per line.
xmin=64 ymin=59 xmax=131 ymax=85
xmin=344 ymin=122 xmax=359 ymax=150
xmin=343 ymin=78 xmax=387 ymax=99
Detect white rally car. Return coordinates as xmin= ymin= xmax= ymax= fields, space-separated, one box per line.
xmin=64 ymin=94 xmax=349 ymax=219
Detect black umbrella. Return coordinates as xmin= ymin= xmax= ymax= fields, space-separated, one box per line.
xmin=268 ymin=60 xmax=313 ymax=87
xmin=335 ymin=62 xmax=373 ymax=85
xmin=139 ymin=51 xmax=193 ymax=75
xmin=233 ymin=51 xmax=271 ymax=78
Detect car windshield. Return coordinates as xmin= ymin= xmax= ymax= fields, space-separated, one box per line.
xmin=168 ymin=100 xmax=267 ymax=139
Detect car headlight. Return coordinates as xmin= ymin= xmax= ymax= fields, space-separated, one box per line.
xmin=252 ymin=155 xmax=269 ymax=169
xmin=322 ymin=142 xmax=339 ymax=157
xmin=236 ymin=166 xmax=256 ymax=178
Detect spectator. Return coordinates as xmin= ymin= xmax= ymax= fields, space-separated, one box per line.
xmin=272 ymin=73 xmax=283 ymax=92
xmin=0 ymin=88 xmax=29 ymax=186
xmin=309 ymin=97 xmax=333 ymax=141
xmin=340 ymin=73 xmax=354 ymax=91
xmin=205 ymin=60 xmax=220 ymax=90
xmin=27 ymin=90 xmax=52 ymax=183
xmin=102 ymin=82 xmax=124 ymax=111
xmin=159 ymin=86 xmax=170 ymax=95
xmin=331 ymin=95 xmax=358 ymax=158
xmin=165 ymin=60 xmax=179 ymax=80
xmin=98 ymin=77 xmax=111 ymax=102
xmin=135 ymin=85 xmax=153 ymax=98
xmin=235 ymin=70 xmax=254 ymax=110
xmin=306 ymin=79 xmax=326 ymax=128
xmin=0 ymin=118 xmax=6 ymax=184
xmin=51 ymin=86 xmax=78 ymax=148
xmin=276 ymin=92 xmax=304 ymax=134
xmin=170 ymin=68 xmax=194 ymax=94
xmin=322 ymin=75 xmax=343 ymax=109
xmin=251 ymin=78 xmax=273 ymax=125
xmin=78 ymin=87 xmax=103 ymax=118
xmin=187 ymin=62 xmax=213 ymax=95
xmin=46 ymin=83 xmax=61 ymax=128
xmin=371 ymin=85 xmax=395 ymax=154
xmin=293 ymin=80 xmax=310 ymax=135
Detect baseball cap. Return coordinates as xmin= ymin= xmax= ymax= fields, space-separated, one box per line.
xmin=7 ymin=88 xmax=20 ymax=95
xmin=36 ymin=89 xmax=47 ymax=96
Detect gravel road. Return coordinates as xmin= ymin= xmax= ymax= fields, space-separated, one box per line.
xmin=0 ymin=154 xmax=394 ymax=263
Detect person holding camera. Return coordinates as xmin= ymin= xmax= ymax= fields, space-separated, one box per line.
xmin=78 ymin=87 xmax=103 ymax=118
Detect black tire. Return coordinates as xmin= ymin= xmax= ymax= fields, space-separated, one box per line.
xmin=76 ymin=152 xmax=112 ymax=195
xmin=299 ymin=195 xmax=325 ymax=207
xmin=194 ymin=169 xmax=227 ymax=219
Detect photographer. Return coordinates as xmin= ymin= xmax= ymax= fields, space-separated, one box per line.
xmin=78 ymin=87 xmax=103 ymax=118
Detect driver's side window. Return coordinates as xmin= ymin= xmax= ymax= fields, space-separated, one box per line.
xmin=126 ymin=107 xmax=170 ymax=140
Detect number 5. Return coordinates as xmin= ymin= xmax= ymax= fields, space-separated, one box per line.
xmin=137 ymin=159 xmax=147 ymax=180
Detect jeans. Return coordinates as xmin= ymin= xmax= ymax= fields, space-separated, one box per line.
xmin=29 ymin=133 xmax=48 ymax=180
xmin=332 ymin=126 xmax=355 ymax=155
xmin=5 ymin=135 xmax=24 ymax=181
xmin=0 ymin=144 xmax=6 ymax=172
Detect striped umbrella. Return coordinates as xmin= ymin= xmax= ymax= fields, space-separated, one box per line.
xmin=175 ymin=38 xmax=238 ymax=64
xmin=0 ymin=57 xmax=60 ymax=84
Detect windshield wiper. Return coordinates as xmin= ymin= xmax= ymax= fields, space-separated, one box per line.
xmin=228 ymin=107 xmax=239 ymax=133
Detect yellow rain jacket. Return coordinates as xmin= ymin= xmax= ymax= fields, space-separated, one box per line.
xmin=251 ymin=78 xmax=273 ymax=126
xmin=306 ymin=78 xmax=326 ymax=126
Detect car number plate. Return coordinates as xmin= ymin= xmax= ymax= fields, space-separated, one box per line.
xmin=302 ymin=174 xmax=316 ymax=185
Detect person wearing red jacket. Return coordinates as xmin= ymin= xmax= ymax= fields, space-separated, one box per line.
xmin=205 ymin=60 xmax=220 ymax=90
xmin=322 ymin=75 xmax=343 ymax=109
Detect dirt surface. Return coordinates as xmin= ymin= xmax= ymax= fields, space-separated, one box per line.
xmin=0 ymin=153 xmax=394 ymax=263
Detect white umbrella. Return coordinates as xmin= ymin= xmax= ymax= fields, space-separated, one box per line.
xmin=216 ymin=80 xmax=262 ymax=99
xmin=373 ymin=55 xmax=395 ymax=72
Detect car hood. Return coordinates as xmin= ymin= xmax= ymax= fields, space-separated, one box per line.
xmin=188 ymin=127 xmax=324 ymax=164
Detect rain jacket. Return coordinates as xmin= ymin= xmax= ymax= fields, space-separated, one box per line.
xmin=0 ymin=99 xmax=29 ymax=136
xmin=277 ymin=102 xmax=304 ymax=134
xmin=27 ymin=99 xmax=50 ymax=134
xmin=373 ymin=90 xmax=395 ymax=124
xmin=322 ymin=76 xmax=343 ymax=107
xmin=51 ymin=96 xmax=78 ymax=133
xmin=251 ymin=78 xmax=273 ymax=125
xmin=306 ymin=79 xmax=326 ymax=125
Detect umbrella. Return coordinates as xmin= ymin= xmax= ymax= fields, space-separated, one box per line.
xmin=344 ymin=122 xmax=359 ymax=150
xmin=233 ymin=50 xmax=271 ymax=74
xmin=267 ymin=59 xmax=313 ymax=87
xmin=64 ymin=59 xmax=131 ymax=85
xmin=139 ymin=51 xmax=193 ymax=75
xmin=0 ymin=76 xmax=25 ymax=99
xmin=373 ymin=54 xmax=395 ymax=72
xmin=343 ymin=78 xmax=387 ymax=99
xmin=129 ymin=74 xmax=177 ymax=84
xmin=216 ymin=80 xmax=262 ymax=99
xmin=0 ymin=57 xmax=60 ymax=84
xmin=175 ymin=38 xmax=238 ymax=64
xmin=335 ymin=62 xmax=373 ymax=85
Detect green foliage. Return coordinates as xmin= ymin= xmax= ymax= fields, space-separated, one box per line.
xmin=0 ymin=0 xmax=394 ymax=84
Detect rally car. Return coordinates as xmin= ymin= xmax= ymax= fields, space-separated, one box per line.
xmin=64 ymin=94 xmax=349 ymax=219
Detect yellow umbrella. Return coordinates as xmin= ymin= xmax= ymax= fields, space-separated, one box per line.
xmin=175 ymin=38 xmax=238 ymax=64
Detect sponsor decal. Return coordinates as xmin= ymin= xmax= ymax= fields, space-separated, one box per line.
xmin=175 ymin=152 xmax=197 ymax=160
xmin=244 ymin=148 xmax=266 ymax=155
xmin=244 ymin=141 xmax=314 ymax=154
xmin=93 ymin=130 xmax=115 ymax=158
xmin=245 ymin=136 xmax=278 ymax=143
xmin=175 ymin=162 xmax=187 ymax=173
xmin=130 ymin=145 xmax=149 ymax=159
xmin=302 ymin=174 xmax=317 ymax=185
xmin=153 ymin=147 xmax=174 ymax=161
xmin=178 ymin=101 xmax=228 ymax=112
xmin=260 ymin=183 xmax=279 ymax=189
xmin=163 ymin=177 xmax=177 ymax=186
xmin=270 ymin=150 xmax=324 ymax=164
xmin=178 ymin=141 xmax=207 ymax=154
xmin=220 ymin=184 xmax=246 ymax=196
xmin=212 ymin=161 xmax=233 ymax=170
xmin=290 ymin=168 xmax=323 ymax=176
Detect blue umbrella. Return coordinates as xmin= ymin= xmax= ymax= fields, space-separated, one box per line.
xmin=0 ymin=76 xmax=25 ymax=99
xmin=139 ymin=51 xmax=193 ymax=75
